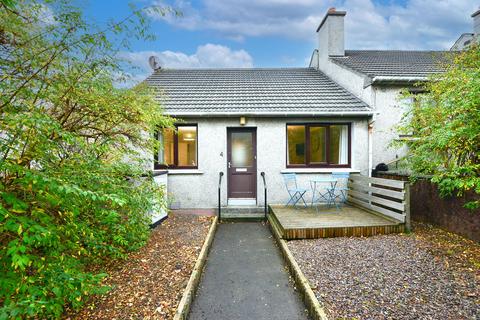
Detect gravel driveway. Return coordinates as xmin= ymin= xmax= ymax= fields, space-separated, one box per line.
xmin=288 ymin=223 xmax=479 ymax=320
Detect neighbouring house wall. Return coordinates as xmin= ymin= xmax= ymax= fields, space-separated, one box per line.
xmin=371 ymin=86 xmax=409 ymax=166
xmin=314 ymin=58 xmax=410 ymax=168
xmin=375 ymin=172 xmax=480 ymax=242
xmin=154 ymin=117 xmax=369 ymax=209
xmin=314 ymin=55 xmax=373 ymax=105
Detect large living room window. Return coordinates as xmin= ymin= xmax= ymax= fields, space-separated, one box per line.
xmin=287 ymin=123 xmax=350 ymax=168
xmin=155 ymin=124 xmax=198 ymax=169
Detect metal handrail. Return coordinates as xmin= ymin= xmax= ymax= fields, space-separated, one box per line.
xmin=218 ymin=172 xmax=224 ymax=220
xmin=260 ymin=172 xmax=267 ymax=220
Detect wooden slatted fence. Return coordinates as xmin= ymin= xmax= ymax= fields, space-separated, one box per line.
xmin=347 ymin=174 xmax=411 ymax=230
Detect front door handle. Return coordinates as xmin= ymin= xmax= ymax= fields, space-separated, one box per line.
xmin=228 ymin=162 xmax=231 ymax=168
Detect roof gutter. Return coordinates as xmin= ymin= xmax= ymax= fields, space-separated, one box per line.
xmin=370 ymin=76 xmax=428 ymax=86
xmin=166 ymin=110 xmax=375 ymax=117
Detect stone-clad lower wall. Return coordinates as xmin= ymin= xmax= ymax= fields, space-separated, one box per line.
xmin=374 ymin=172 xmax=480 ymax=242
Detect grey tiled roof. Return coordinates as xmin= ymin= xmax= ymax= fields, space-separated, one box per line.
xmin=145 ymin=68 xmax=371 ymax=115
xmin=331 ymin=50 xmax=452 ymax=78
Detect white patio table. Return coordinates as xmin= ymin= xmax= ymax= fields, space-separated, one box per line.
xmin=309 ymin=178 xmax=338 ymax=211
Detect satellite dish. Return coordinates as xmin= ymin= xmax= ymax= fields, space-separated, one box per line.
xmin=148 ymin=56 xmax=161 ymax=70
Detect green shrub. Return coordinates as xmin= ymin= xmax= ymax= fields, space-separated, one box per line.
xmin=0 ymin=1 xmax=173 ymax=318
xmin=397 ymin=45 xmax=480 ymax=209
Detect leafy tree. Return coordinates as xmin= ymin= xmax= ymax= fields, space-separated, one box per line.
xmin=397 ymin=44 xmax=480 ymax=209
xmin=0 ymin=0 xmax=174 ymax=318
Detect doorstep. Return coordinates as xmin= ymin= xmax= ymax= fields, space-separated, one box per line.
xmin=227 ymin=198 xmax=257 ymax=206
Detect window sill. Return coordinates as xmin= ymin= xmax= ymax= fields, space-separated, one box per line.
xmin=152 ymin=170 xmax=168 ymax=176
xmin=157 ymin=169 xmax=204 ymax=175
xmin=281 ymin=168 xmax=361 ymax=174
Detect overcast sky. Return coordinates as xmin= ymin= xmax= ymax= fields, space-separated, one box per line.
xmin=83 ymin=0 xmax=478 ymax=80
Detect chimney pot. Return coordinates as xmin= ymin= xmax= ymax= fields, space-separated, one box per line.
xmin=328 ymin=7 xmax=336 ymax=13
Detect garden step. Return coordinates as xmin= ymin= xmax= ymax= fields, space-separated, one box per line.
xmin=218 ymin=206 xmax=266 ymax=220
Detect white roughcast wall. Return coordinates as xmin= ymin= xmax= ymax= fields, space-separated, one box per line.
xmin=371 ymin=87 xmax=410 ymax=166
xmin=153 ymin=117 xmax=369 ymax=209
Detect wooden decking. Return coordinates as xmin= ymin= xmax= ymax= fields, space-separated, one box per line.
xmin=268 ymin=204 xmax=405 ymax=239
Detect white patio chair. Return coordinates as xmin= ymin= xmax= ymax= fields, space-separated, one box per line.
xmin=282 ymin=173 xmax=308 ymax=208
xmin=327 ymin=172 xmax=350 ymax=208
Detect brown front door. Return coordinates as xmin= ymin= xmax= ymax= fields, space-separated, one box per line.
xmin=227 ymin=127 xmax=257 ymax=199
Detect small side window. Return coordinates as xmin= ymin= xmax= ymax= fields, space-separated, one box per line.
xmin=155 ymin=124 xmax=198 ymax=169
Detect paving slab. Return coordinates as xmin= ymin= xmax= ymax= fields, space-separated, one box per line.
xmin=188 ymin=222 xmax=309 ymax=320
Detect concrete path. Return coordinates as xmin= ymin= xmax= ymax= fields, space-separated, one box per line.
xmin=188 ymin=222 xmax=309 ymax=320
